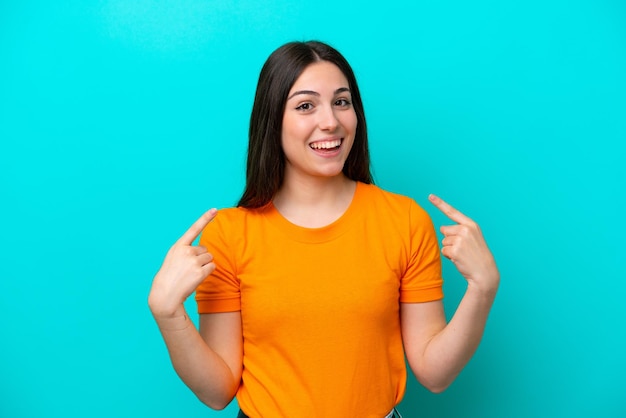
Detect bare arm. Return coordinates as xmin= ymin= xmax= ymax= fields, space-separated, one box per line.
xmin=148 ymin=209 xmax=243 ymax=409
xmin=402 ymin=195 xmax=499 ymax=393
xmin=401 ymin=290 xmax=495 ymax=392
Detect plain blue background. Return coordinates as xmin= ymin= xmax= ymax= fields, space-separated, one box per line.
xmin=1 ymin=1 xmax=625 ymax=417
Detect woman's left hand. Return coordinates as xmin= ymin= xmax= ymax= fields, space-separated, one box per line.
xmin=429 ymin=194 xmax=500 ymax=295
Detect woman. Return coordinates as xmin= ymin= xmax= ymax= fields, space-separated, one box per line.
xmin=148 ymin=41 xmax=499 ymax=418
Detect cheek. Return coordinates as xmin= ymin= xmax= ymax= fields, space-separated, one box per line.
xmin=282 ymin=116 xmax=314 ymax=141
xmin=281 ymin=119 xmax=305 ymax=153
xmin=341 ymin=111 xmax=358 ymax=134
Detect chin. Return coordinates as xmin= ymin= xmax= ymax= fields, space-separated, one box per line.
xmin=314 ymin=165 xmax=347 ymax=178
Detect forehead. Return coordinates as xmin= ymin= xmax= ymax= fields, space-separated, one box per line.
xmin=289 ymin=61 xmax=349 ymax=93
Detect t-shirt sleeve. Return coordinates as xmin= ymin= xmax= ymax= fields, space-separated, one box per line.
xmin=195 ymin=210 xmax=241 ymax=313
xmin=400 ymin=200 xmax=444 ymax=303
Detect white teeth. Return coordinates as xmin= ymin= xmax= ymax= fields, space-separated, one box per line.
xmin=310 ymin=139 xmax=341 ymax=149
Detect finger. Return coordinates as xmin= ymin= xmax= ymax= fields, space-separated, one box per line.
xmin=196 ymin=252 xmax=214 ymax=266
xmin=441 ymin=235 xmax=460 ymax=247
xmin=177 ymin=208 xmax=218 ymax=245
xmin=441 ymin=245 xmax=455 ymax=260
xmin=193 ymin=245 xmax=208 ymax=255
xmin=440 ymin=224 xmax=465 ymax=237
xmin=201 ymin=262 xmax=216 ymax=278
xmin=428 ymin=194 xmax=472 ymax=225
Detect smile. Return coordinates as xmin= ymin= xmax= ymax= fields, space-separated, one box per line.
xmin=309 ymin=139 xmax=342 ymax=150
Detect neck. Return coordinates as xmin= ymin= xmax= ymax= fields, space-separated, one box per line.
xmin=273 ymin=174 xmax=357 ymax=228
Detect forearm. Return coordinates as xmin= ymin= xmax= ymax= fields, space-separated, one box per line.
xmin=418 ymin=285 xmax=497 ymax=392
xmin=153 ymin=307 xmax=239 ymax=409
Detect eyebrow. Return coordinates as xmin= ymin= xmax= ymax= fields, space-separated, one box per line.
xmin=287 ymin=87 xmax=351 ymax=100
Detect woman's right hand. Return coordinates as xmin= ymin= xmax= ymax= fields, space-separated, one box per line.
xmin=148 ymin=208 xmax=218 ymax=318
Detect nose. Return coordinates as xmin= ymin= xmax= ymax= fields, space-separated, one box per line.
xmin=318 ymin=105 xmax=339 ymax=131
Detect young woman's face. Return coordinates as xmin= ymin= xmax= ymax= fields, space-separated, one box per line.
xmin=281 ymin=61 xmax=357 ymax=181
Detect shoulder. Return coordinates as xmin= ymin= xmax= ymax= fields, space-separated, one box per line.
xmin=200 ymin=206 xmax=266 ymax=243
xmin=211 ymin=205 xmax=269 ymax=225
xmin=358 ymin=183 xmax=429 ymax=220
xmin=212 ymin=206 xmax=254 ymax=223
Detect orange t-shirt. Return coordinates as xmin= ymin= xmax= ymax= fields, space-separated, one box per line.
xmin=196 ymin=182 xmax=443 ymax=417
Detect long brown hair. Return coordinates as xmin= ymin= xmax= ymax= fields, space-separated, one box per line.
xmin=238 ymin=41 xmax=372 ymax=208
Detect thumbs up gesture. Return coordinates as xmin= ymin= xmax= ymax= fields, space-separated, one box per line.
xmin=148 ymin=209 xmax=218 ymax=317
xmin=429 ymin=195 xmax=500 ymax=295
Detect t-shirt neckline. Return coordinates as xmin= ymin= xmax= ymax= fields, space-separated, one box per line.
xmin=264 ymin=181 xmax=366 ymax=243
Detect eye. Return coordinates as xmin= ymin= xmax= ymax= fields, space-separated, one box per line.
xmin=295 ymin=102 xmax=314 ymax=111
xmin=335 ymin=98 xmax=352 ymax=107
